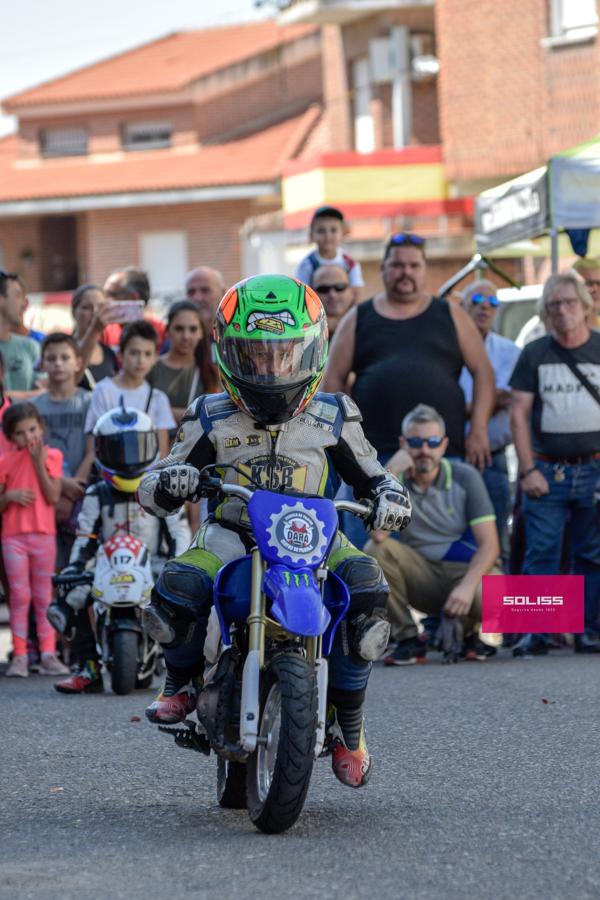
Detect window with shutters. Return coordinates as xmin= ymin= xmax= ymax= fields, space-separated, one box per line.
xmin=40 ymin=126 xmax=88 ymax=157
xmin=122 ymin=121 xmax=172 ymax=151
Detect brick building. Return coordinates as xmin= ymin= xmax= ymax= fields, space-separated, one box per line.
xmin=278 ymin=0 xmax=600 ymax=289
xmin=2 ymin=3 xmax=599 ymax=298
xmin=0 ymin=21 xmax=323 ymax=294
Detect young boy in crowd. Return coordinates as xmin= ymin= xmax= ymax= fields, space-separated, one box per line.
xmin=295 ymin=205 xmax=364 ymax=303
xmin=84 ymin=320 xmax=175 ymax=458
xmin=33 ymin=333 xmax=95 ymax=569
xmin=0 ymin=271 xmax=42 ymax=398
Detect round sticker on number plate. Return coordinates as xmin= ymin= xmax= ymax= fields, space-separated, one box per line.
xmin=267 ymin=502 xmax=329 ymax=564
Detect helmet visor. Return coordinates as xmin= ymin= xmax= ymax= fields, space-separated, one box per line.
xmin=95 ymin=430 xmax=159 ymax=475
xmin=219 ymin=333 xmax=327 ymax=387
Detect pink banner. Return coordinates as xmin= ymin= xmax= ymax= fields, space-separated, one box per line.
xmin=482 ymin=575 xmax=584 ymax=633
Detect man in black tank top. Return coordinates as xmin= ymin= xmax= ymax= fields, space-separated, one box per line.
xmin=324 ymin=234 xmax=495 ymax=468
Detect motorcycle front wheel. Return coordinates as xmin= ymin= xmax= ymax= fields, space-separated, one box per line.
xmin=111 ymin=630 xmax=138 ymax=695
xmin=246 ymin=651 xmax=317 ymax=834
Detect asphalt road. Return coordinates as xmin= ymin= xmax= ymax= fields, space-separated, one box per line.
xmin=1 ymin=646 xmax=599 ymax=900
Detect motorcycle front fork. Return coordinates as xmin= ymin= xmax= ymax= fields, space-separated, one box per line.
xmin=240 ymin=549 xmax=327 ymax=757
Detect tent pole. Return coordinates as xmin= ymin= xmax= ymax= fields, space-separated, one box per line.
xmin=550 ymin=228 xmax=559 ymax=274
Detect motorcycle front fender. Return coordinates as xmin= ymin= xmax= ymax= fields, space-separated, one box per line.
xmin=264 ymin=565 xmax=330 ymax=637
xmin=105 ymin=612 xmax=143 ymax=635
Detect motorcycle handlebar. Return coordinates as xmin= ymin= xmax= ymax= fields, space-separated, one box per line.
xmin=217 ymin=483 xmax=372 ymax=520
xmin=52 ymin=572 xmax=94 ymax=587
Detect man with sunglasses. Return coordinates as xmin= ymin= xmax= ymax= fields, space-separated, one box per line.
xmin=510 ymin=272 xmax=600 ymax=655
xmin=460 ymin=280 xmax=520 ymax=565
xmin=366 ymin=403 xmax=500 ymax=665
xmin=324 ymin=233 xmax=494 ymax=484
xmin=312 ymin=265 xmax=355 ymax=336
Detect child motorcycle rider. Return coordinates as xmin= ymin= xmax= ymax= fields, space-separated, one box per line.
xmin=47 ymin=405 xmax=190 ymax=693
xmin=138 ymin=274 xmax=411 ymax=788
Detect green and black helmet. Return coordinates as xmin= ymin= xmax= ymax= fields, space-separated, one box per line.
xmin=214 ymin=274 xmax=328 ymax=425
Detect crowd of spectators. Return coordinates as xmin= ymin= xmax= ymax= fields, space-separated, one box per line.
xmin=1 ymin=205 xmax=599 ymax=678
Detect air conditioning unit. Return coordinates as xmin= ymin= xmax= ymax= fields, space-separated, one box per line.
xmin=410 ymin=33 xmax=439 ymax=80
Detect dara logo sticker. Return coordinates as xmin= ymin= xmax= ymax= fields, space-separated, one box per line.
xmin=266 ymin=502 xmax=328 ymax=563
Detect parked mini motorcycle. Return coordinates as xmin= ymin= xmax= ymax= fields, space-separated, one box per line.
xmin=53 ymin=532 xmax=159 ymax=695
xmin=159 ymin=473 xmax=372 ymax=834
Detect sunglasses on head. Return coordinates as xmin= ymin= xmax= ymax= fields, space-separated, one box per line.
xmin=387 ymin=233 xmax=425 ymax=247
xmin=406 ymin=436 xmax=444 ymax=449
xmin=316 ymin=283 xmax=349 ymax=295
xmin=470 ymin=293 xmax=499 ymax=307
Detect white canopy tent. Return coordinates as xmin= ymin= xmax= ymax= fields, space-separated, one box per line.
xmin=474 ymin=134 xmax=600 ymax=271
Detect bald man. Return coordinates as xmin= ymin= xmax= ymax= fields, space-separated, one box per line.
xmin=312 ymin=265 xmax=355 ymax=336
xmin=185 ymin=267 xmax=225 ymax=330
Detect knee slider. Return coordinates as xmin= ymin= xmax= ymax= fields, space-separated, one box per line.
xmin=335 ymin=555 xmax=388 ymax=616
xmin=335 ymin=557 xmax=390 ymax=661
xmin=145 ymin=562 xmax=213 ymax=649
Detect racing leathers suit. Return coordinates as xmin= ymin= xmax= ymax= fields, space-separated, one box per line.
xmin=138 ymin=391 xmax=411 ymax=745
xmin=54 ymin=481 xmax=190 ymax=667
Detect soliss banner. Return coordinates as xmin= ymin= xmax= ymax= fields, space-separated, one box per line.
xmin=482 ymin=574 xmax=584 ymax=633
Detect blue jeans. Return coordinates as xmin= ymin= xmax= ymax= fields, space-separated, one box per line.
xmin=523 ymin=459 xmax=600 ymax=632
xmin=482 ymin=450 xmax=512 ymax=569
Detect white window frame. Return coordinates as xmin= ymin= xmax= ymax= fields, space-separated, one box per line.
xmin=40 ymin=126 xmax=88 ymax=157
xmin=548 ymin=0 xmax=598 ymax=42
xmin=122 ymin=121 xmax=172 ymax=151
xmin=353 ymin=58 xmax=375 ymax=154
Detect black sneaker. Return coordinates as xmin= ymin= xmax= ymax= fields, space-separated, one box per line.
xmin=512 ymin=633 xmax=549 ymax=657
xmin=384 ymin=636 xmax=427 ymax=666
xmin=461 ymin=634 xmax=497 ymax=661
xmin=574 ymin=633 xmax=600 ymax=654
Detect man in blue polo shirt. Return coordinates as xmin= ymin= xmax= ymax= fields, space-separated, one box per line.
xmin=460 ymin=279 xmax=520 ymax=565
xmin=366 ymin=403 xmax=501 ymax=665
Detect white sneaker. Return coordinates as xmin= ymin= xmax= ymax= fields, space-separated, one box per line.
xmin=39 ymin=653 xmax=70 ymax=676
xmin=6 ymin=655 xmax=29 ymax=677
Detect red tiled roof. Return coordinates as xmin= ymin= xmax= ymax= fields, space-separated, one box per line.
xmin=0 ymin=107 xmax=321 ymax=203
xmin=3 ymin=22 xmax=317 ymax=110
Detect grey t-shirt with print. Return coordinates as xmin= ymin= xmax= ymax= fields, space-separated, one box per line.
xmin=33 ymin=388 xmax=91 ymax=476
xmin=394 ymin=458 xmax=495 ymax=562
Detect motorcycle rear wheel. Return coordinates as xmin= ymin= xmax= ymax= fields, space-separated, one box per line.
xmin=246 ymin=652 xmax=317 ymax=834
xmin=217 ymin=758 xmax=247 ymax=809
xmin=111 ymin=630 xmax=138 ymax=695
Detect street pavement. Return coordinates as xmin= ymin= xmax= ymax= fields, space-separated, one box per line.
xmin=1 ymin=645 xmax=599 ymax=900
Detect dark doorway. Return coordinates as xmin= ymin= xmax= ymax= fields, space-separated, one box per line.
xmin=39 ymin=216 xmax=79 ymax=291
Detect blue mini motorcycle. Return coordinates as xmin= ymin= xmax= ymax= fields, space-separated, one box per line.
xmin=160 ymin=477 xmax=371 ymax=834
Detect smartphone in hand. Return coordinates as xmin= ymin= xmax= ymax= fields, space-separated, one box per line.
xmin=112 ymin=301 xmax=145 ymax=324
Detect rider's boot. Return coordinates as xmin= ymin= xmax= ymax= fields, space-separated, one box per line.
xmin=145 ymin=669 xmax=200 ymax=725
xmin=55 ymin=659 xmax=104 ymax=694
xmin=327 ymin=689 xmax=372 ymax=788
